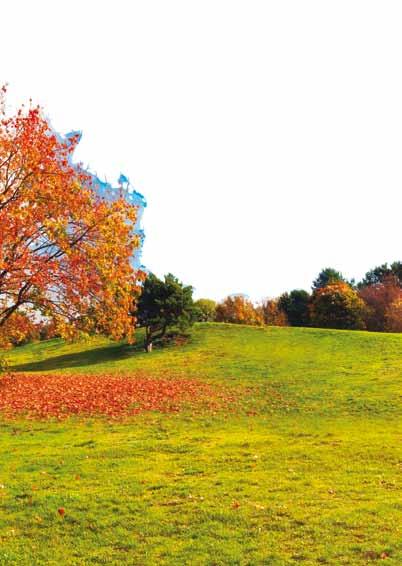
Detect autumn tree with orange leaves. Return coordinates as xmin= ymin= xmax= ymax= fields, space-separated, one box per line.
xmin=215 ymin=295 xmax=263 ymax=326
xmin=0 ymin=87 xmax=143 ymax=345
xmin=258 ymin=299 xmax=288 ymax=327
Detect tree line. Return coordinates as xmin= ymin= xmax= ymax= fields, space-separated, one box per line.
xmin=120 ymin=264 xmax=402 ymax=352
xmin=202 ymin=264 xmax=402 ymax=333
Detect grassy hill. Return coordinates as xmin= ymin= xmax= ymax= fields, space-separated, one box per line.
xmin=0 ymin=324 xmax=401 ymax=565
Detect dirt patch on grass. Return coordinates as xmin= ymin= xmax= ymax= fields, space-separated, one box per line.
xmin=0 ymin=373 xmax=238 ymax=420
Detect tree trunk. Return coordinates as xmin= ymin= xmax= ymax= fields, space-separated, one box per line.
xmin=144 ymin=326 xmax=153 ymax=353
xmin=144 ymin=324 xmax=167 ymax=352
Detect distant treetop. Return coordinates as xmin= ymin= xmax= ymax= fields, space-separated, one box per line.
xmin=312 ymin=268 xmax=346 ymax=290
xmin=358 ymin=262 xmax=402 ymax=288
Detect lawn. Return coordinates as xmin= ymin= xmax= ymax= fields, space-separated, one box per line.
xmin=0 ymin=324 xmax=401 ymax=565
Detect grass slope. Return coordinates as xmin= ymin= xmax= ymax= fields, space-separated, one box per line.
xmin=0 ymin=324 xmax=401 ymax=565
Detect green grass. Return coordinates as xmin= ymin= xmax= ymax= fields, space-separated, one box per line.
xmin=0 ymin=324 xmax=401 ymax=565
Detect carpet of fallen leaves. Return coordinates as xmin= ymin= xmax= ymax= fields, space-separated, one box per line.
xmin=0 ymin=373 xmax=238 ymax=420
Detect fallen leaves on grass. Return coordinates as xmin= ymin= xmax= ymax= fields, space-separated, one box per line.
xmin=0 ymin=373 xmax=237 ymax=420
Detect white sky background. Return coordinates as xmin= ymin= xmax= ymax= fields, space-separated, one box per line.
xmin=1 ymin=1 xmax=401 ymax=301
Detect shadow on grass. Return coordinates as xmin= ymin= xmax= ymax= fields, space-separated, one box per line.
xmin=10 ymin=342 xmax=143 ymax=373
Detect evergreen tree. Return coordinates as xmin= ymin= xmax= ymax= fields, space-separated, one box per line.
xmin=137 ymin=273 xmax=195 ymax=352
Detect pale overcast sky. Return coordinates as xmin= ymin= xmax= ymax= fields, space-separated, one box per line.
xmin=1 ymin=1 xmax=401 ymax=300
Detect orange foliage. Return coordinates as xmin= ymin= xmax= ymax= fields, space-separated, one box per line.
xmin=384 ymin=298 xmax=402 ymax=332
xmin=0 ymin=87 xmax=143 ymax=342
xmin=359 ymin=276 xmax=402 ymax=331
xmin=0 ymin=312 xmax=39 ymax=348
xmin=215 ymin=295 xmax=263 ymax=326
xmin=0 ymin=373 xmax=237 ymax=419
xmin=258 ymin=299 xmax=288 ymax=326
